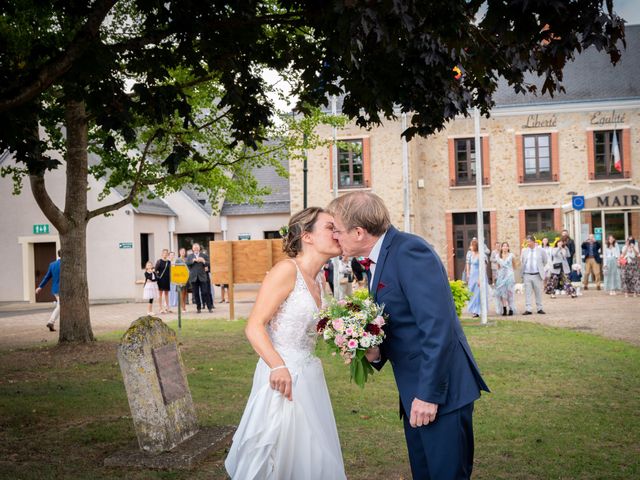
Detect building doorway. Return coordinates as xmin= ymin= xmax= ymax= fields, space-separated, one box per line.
xmin=453 ymin=212 xmax=491 ymax=280
xmin=591 ymin=211 xmax=635 ymax=246
xmin=34 ymin=242 xmax=56 ymax=303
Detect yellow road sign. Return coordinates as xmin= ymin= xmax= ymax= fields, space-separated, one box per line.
xmin=171 ymin=264 xmax=189 ymax=285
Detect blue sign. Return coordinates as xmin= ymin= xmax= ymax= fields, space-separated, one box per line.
xmin=572 ymin=195 xmax=585 ymax=211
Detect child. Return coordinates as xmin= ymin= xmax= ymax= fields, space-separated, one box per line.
xmin=143 ymin=261 xmax=159 ymax=314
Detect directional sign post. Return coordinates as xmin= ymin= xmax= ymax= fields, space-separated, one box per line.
xmin=171 ymin=261 xmax=189 ymax=330
xmin=572 ymin=196 xmax=585 ymax=266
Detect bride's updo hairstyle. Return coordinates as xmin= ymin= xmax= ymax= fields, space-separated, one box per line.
xmin=282 ymin=207 xmax=325 ymax=258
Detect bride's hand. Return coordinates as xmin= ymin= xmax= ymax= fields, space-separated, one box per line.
xmin=270 ymin=367 xmax=293 ymax=401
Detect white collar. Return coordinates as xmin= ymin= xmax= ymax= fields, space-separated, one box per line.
xmin=368 ymin=231 xmax=387 ymax=264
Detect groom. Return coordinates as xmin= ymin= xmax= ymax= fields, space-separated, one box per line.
xmin=328 ymin=192 xmax=489 ymax=480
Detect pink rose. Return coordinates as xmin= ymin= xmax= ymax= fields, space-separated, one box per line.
xmin=337 ymin=299 xmax=347 ymax=306
xmin=347 ymin=339 xmax=358 ymax=349
xmin=332 ymin=318 xmax=344 ymax=332
xmin=345 ymin=327 xmax=354 ymax=336
xmin=374 ymin=316 xmax=386 ymax=327
xmin=335 ymin=335 xmax=346 ymax=347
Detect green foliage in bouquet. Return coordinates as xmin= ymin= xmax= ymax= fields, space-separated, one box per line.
xmin=449 ymin=280 xmax=472 ymax=317
xmin=316 ymin=290 xmax=387 ymax=388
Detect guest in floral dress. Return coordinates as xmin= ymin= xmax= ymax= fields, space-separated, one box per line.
xmin=465 ymin=239 xmax=489 ymax=318
xmin=544 ymin=239 xmax=577 ymax=298
xmin=621 ymin=237 xmax=640 ymax=297
xmin=603 ymin=236 xmax=621 ymax=295
xmin=493 ymin=242 xmax=516 ymax=316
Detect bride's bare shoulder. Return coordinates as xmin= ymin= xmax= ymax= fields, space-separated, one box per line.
xmin=264 ymin=259 xmax=297 ymax=284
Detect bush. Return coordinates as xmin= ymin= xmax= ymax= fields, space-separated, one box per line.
xmin=450 ymin=279 xmax=472 ymax=317
xmin=521 ymin=230 xmax=562 ymax=248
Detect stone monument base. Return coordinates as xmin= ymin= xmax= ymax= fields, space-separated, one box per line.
xmin=104 ymin=425 xmax=235 ymax=470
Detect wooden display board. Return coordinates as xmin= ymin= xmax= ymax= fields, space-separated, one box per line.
xmin=210 ymin=239 xmax=287 ymax=319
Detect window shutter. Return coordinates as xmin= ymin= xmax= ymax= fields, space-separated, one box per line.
xmin=622 ymin=128 xmax=632 ymax=179
xmin=328 ymin=145 xmax=334 ymax=190
xmin=362 ymin=137 xmax=371 ymax=188
xmin=587 ymin=131 xmax=595 ymax=180
xmin=551 ymin=132 xmax=559 ymax=182
xmin=445 ymin=212 xmax=454 ymax=278
xmin=448 ymin=138 xmax=456 ymax=187
xmin=490 ymin=211 xmax=497 ymax=246
xmin=516 ymin=134 xmax=524 ymax=183
xmin=482 ymin=137 xmax=490 ymax=185
xmin=554 ymin=208 xmax=562 ymax=232
xmin=519 ymin=210 xmax=526 ymax=242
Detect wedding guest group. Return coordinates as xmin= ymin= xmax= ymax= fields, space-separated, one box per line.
xmin=139 ymin=242 xmax=224 ymax=314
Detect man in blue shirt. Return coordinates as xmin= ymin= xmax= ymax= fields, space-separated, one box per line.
xmin=36 ymin=250 xmax=61 ymax=332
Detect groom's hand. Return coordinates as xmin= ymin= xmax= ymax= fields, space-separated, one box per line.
xmin=364 ymin=346 xmax=381 ymax=363
xmin=409 ymin=398 xmax=438 ymax=428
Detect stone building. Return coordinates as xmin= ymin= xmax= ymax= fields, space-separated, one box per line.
xmin=290 ymin=25 xmax=640 ymax=279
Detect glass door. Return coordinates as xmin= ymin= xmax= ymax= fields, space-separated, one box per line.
xmin=604 ymin=212 xmax=625 ymax=246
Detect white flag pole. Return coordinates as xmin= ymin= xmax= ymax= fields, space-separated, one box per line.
xmin=474 ymin=107 xmax=488 ymax=324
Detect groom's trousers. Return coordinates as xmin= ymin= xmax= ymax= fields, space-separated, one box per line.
xmin=402 ymin=401 xmax=474 ymax=480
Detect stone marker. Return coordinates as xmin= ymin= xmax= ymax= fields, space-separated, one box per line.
xmin=105 ymin=316 xmax=234 ymax=469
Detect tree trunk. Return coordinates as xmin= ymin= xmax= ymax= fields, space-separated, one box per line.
xmin=58 ymin=220 xmax=94 ymax=342
xmin=58 ymin=99 xmax=94 ymax=343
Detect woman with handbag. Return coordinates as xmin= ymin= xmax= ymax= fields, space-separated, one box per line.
xmin=620 ymin=237 xmax=640 ymax=297
xmin=603 ymin=235 xmax=621 ymax=295
xmin=544 ymin=239 xmax=577 ymax=298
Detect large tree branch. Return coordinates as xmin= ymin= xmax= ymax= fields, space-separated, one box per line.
xmin=0 ymin=0 xmax=117 ymax=113
xmin=30 ymin=174 xmax=69 ymax=233
xmin=140 ymin=143 xmax=285 ymax=187
xmin=86 ymin=128 xmax=159 ymax=219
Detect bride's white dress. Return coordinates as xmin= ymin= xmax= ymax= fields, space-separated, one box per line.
xmin=225 ymin=263 xmax=347 ymax=479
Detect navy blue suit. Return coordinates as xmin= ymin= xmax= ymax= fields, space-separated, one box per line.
xmin=371 ymin=226 xmax=489 ymax=479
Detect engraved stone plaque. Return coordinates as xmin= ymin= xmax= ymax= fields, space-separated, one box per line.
xmin=152 ymin=343 xmax=188 ymax=405
xmin=116 ymin=316 xmax=199 ymax=454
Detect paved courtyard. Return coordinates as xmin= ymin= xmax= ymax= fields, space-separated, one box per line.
xmin=0 ymin=286 xmax=638 ymax=350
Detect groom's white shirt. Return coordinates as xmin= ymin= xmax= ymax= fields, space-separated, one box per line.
xmin=367 ymin=231 xmax=387 ymax=289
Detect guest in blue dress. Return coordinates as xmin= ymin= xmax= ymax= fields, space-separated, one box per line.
xmin=493 ymin=242 xmax=516 ymax=316
xmin=465 ymin=239 xmax=489 ymax=318
xmin=603 ymin=236 xmax=621 ymax=295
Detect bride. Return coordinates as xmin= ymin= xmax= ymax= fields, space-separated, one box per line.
xmin=225 ymin=207 xmax=347 ymax=479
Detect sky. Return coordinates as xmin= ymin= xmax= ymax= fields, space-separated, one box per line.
xmin=616 ymin=0 xmax=640 ymax=25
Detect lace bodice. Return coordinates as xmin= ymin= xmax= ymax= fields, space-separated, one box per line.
xmin=267 ymin=262 xmax=323 ymax=363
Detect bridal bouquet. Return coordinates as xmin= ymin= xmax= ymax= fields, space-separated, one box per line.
xmin=315 ymin=289 xmax=387 ymax=388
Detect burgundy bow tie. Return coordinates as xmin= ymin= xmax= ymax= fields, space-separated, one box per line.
xmin=359 ymin=258 xmax=374 ymax=270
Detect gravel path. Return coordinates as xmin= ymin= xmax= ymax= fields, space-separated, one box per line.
xmin=1 ymin=287 xmax=638 ymax=349
xmin=461 ymin=288 xmax=640 ymax=346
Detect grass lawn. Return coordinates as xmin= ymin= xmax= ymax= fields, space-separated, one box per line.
xmin=0 ymin=318 xmax=638 ymax=479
